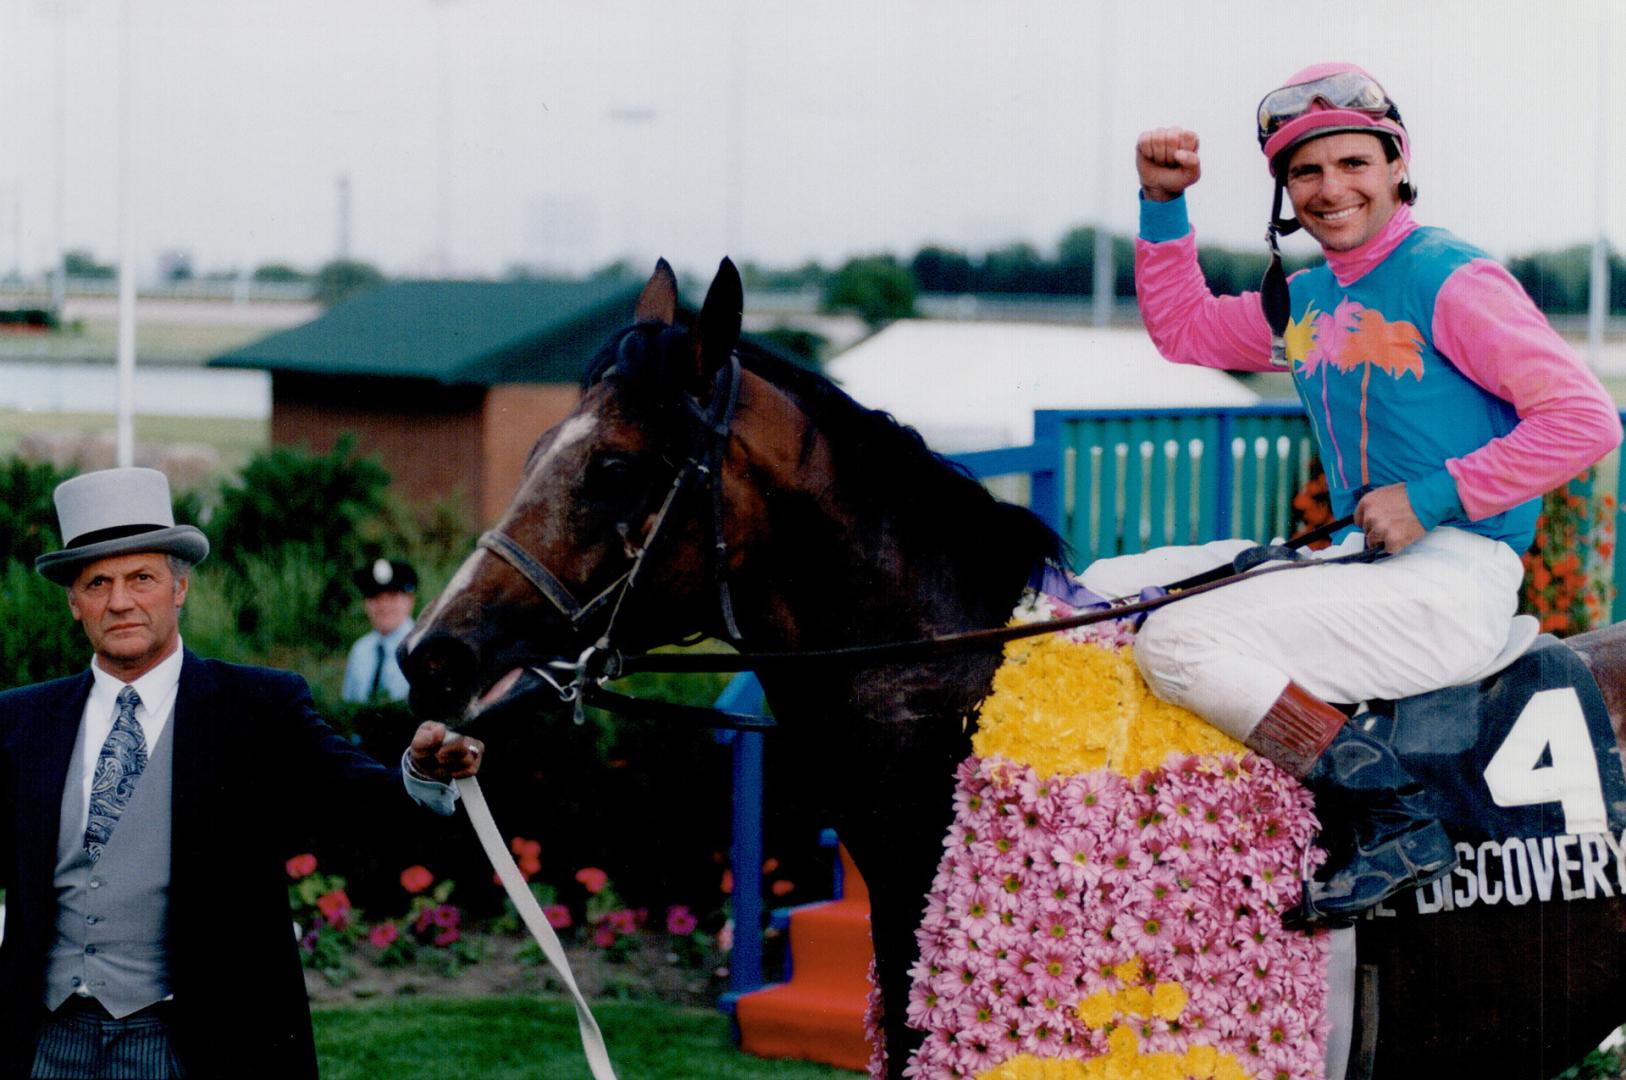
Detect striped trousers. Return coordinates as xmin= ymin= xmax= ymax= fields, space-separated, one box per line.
xmin=30 ymin=999 xmax=185 ymax=1080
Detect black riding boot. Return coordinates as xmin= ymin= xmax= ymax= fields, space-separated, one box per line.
xmin=1246 ymin=682 xmax=1458 ymax=926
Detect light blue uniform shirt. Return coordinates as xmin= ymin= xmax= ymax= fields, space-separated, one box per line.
xmin=341 ymin=618 xmax=415 ymax=704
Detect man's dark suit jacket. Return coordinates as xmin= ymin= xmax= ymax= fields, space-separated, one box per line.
xmin=0 ymin=651 xmax=428 ymax=1079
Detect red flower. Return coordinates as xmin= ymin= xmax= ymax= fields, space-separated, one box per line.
xmin=544 ymin=904 xmax=573 ymax=930
xmin=399 ymin=865 xmax=434 ymax=895
xmin=574 ymin=867 xmax=609 ymax=895
xmin=316 ymin=889 xmax=351 ymax=930
xmin=720 ymin=869 xmax=734 ymax=895
xmin=771 ymin=879 xmax=796 ymax=897
xmin=368 ymin=922 xmax=399 ymax=948
xmin=285 ymin=853 xmax=317 ymax=880
xmin=591 ymin=925 xmax=618 ymax=948
xmin=433 ymin=927 xmax=461 ymax=947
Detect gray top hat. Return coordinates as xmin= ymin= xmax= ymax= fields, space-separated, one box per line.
xmin=35 ymin=467 xmax=211 ymax=585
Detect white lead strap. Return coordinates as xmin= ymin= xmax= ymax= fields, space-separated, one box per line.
xmin=456 ymin=776 xmax=620 ymax=1080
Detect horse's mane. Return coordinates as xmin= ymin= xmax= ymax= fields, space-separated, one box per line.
xmin=584 ymin=323 xmax=1065 ymax=582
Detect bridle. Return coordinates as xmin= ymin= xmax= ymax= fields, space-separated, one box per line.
xmin=475 ymin=351 xmax=746 ymax=711
xmin=467 ymin=348 xmax=1381 ymax=735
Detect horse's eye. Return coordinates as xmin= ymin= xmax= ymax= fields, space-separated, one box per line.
xmin=584 ymin=454 xmax=634 ymax=492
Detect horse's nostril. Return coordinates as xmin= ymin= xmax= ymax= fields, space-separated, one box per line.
xmin=401 ymin=632 xmax=479 ymax=719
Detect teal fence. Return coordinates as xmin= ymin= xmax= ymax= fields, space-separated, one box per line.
xmin=957 ymin=404 xmax=1316 ymax=562
xmin=952 ymin=404 xmax=1626 ymax=620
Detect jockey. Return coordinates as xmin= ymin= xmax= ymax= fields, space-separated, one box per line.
xmin=1086 ymin=62 xmax=1622 ymax=923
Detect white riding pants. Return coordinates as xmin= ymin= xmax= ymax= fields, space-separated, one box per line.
xmin=1079 ymin=527 xmax=1525 ymax=742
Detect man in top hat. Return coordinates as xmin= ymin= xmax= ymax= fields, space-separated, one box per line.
xmin=0 ymin=467 xmax=484 ymax=1079
xmin=341 ymin=558 xmax=418 ymax=704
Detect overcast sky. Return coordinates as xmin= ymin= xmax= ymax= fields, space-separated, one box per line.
xmin=0 ymin=0 xmax=1618 ymax=283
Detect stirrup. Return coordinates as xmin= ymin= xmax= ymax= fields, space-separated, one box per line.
xmin=1284 ymin=821 xmax=1457 ymax=930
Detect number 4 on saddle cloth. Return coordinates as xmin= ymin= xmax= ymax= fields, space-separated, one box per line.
xmin=1351 ymin=632 xmax=1626 ymax=915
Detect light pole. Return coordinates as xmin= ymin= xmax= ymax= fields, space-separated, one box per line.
xmin=114 ymin=0 xmax=136 ymax=467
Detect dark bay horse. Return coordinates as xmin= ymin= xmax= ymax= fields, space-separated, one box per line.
xmin=402 ymin=259 xmax=1626 ymax=1078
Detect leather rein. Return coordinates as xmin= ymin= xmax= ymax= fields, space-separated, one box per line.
xmin=470 ymin=352 xmax=1376 ymax=734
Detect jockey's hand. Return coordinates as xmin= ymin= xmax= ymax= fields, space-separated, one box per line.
xmin=409 ymin=721 xmax=484 ymax=782
xmin=1136 ymin=127 xmax=1202 ymax=202
xmin=1354 ymin=483 xmax=1425 ymax=554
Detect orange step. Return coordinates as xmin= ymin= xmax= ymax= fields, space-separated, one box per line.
xmin=735 ymin=846 xmax=874 ymax=1071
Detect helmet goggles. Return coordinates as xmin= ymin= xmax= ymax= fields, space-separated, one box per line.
xmin=1256 ymin=69 xmax=1403 ymax=151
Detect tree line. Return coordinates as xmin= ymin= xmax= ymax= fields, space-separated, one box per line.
xmin=739 ymin=228 xmax=1626 ymax=328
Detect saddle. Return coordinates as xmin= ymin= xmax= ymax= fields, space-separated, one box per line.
xmin=1355 ymin=621 xmax=1626 ymax=917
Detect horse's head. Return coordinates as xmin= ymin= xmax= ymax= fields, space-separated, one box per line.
xmin=401 ymin=257 xmax=756 ymax=720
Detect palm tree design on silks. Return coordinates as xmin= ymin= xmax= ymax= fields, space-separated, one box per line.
xmin=1287 ymin=297 xmax=1361 ymax=490
xmin=1332 ymin=305 xmax=1425 ymax=484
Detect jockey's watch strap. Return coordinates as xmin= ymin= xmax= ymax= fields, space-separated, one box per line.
xmin=457 ymin=776 xmax=621 ymax=1080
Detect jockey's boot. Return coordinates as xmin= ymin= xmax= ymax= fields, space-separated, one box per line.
xmin=1246 ymin=681 xmax=1458 ymax=926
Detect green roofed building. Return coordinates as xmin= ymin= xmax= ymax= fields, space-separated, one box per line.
xmin=211 ymin=277 xmax=791 ymax=524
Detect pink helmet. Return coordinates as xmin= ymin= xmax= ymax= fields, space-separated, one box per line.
xmin=1258 ymin=62 xmax=1410 ymax=175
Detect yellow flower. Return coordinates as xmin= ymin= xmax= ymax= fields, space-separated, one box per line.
xmin=1113 ymin=956 xmax=1144 ymax=985
xmin=1119 ymin=986 xmax=1153 ymax=1016
xmin=971 ymin=636 xmax=1242 ymax=779
xmin=1077 ymin=989 xmax=1118 ymax=1028
xmin=1150 ymin=981 xmax=1188 ymax=1021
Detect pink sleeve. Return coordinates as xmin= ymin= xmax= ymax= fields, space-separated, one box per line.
xmin=1433 ymin=259 xmax=1622 ymax=519
xmin=1134 ymin=230 xmax=1278 ymax=373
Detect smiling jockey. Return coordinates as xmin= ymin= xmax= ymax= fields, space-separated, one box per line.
xmin=1083 ymin=62 xmax=1622 ymax=923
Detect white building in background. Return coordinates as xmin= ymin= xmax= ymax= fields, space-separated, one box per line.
xmin=825 ymin=320 xmax=1260 ymax=455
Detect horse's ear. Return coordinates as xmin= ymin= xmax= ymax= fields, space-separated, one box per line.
xmin=695 ymin=257 xmax=743 ymax=378
xmin=634 ymin=258 xmax=678 ymax=326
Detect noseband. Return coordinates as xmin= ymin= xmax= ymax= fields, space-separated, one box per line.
xmin=476 ymin=353 xmax=745 ymax=702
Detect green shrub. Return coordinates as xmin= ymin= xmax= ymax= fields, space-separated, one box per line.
xmin=0 ymin=459 xmax=75 ymax=566
xmin=0 ymin=559 xmax=85 ymax=687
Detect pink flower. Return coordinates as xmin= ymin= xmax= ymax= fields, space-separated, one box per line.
xmin=368 ymin=922 xmax=399 ymax=948
xmin=544 ymin=904 xmax=573 ymax=930
xmin=433 ymin=927 xmax=461 ymax=947
xmin=432 ymin=904 xmax=460 ymax=929
xmin=575 ymin=866 xmax=609 ymax=894
xmin=284 ymin=853 xmax=317 ymax=880
xmin=665 ymin=905 xmax=698 ymax=936
xmin=592 ymin=925 xmax=618 ymax=948
xmin=399 ymin=865 xmax=434 ymax=895
xmin=606 ymin=909 xmax=639 ymax=934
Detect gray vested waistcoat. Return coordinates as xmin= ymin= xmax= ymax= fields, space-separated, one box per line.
xmin=44 ymin=711 xmax=176 ymax=1018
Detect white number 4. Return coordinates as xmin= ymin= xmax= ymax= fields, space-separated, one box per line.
xmin=1483 ymin=688 xmax=1609 ymax=835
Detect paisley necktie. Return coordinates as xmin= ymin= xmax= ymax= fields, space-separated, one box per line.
xmin=84 ymin=685 xmax=147 ymax=862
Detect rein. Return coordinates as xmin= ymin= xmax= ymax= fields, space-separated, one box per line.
xmin=462 ymin=510 xmax=1379 ymax=738
xmin=471 ymin=349 xmax=1378 ymax=733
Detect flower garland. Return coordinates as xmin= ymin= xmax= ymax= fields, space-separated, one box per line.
xmin=873 ymin=589 xmax=1330 ymax=1080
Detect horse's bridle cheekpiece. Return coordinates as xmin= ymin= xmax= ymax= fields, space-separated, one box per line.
xmin=476 ymin=352 xmax=746 ymax=721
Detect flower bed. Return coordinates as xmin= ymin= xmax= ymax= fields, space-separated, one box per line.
xmin=286 ymin=845 xmax=736 ymax=1008
xmin=886 ymin=594 xmax=1331 ymax=1080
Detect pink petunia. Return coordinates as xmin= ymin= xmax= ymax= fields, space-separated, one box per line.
xmin=543 ymin=904 xmax=573 ymax=930
xmin=284 ymin=853 xmax=317 ymax=880
xmin=368 ymin=922 xmax=399 ymax=948
xmin=433 ymin=927 xmax=461 ymax=947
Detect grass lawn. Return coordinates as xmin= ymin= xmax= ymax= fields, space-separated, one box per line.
xmin=0 ymin=409 xmax=268 ymax=475
xmin=312 ymin=996 xmax=861 ymax=1079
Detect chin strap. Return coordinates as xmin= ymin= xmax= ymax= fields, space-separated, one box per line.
xmin=1261 ymin=177 xmax=1302 ymax=369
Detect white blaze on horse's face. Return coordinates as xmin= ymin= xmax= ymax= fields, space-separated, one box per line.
xmin=532 ymin=414 xmax=597 ymax=476
xmin=403 ymin=546 xmax=488 ymax=656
